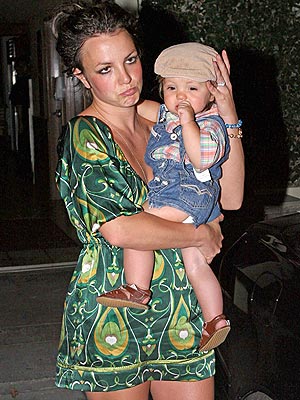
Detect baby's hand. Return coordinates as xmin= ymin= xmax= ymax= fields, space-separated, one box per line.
xmin=177 ymin=101 xmax=195 ymax=125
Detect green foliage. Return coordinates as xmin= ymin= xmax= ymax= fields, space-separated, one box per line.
xmin=141 ymin=0 xmax=300 ymax=185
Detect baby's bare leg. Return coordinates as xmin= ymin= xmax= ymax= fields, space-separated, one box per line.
xmin=144 ymin=201 xmax=188 ymax=222
xmin=145 ymin=203 xmax=227 ymax=335
xmin=181 ymin=247 xmax=225 ymax=324
xmin=123 ymin=203 xmax=187 ymax=291
xmin=124 ymin=248 xmax=154 ymax=290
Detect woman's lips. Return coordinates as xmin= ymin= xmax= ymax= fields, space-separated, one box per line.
xmin=120 ymin=87 xmax=138 ymax=97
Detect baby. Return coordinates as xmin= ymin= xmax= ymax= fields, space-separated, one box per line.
xmin=97 ymin=43 xmax=235 ymax=351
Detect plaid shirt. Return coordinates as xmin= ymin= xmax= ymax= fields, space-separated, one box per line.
xmin=161 ymin=105 xmax=226 ymax=171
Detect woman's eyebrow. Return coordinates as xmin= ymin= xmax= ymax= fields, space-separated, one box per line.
xmin=124 ymin=49 xmax=138 ymax=59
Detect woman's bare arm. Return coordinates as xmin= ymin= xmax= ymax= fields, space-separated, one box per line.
xmin=207 ymin=50 xmax=245 ymax=210
xmin=100 ymin=212 xmax=223 ymax=263
xmin=219 ymin=135 xmax=244 ymax=209
xmin=137 ymin=99 xmax=160 ymax=122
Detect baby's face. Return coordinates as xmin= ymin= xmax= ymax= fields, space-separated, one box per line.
xmin=162 ymin=77 xmax=214 ymax=115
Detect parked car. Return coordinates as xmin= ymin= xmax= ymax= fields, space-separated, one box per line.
xmin=215 ymin=212 xmax=300 ymax=400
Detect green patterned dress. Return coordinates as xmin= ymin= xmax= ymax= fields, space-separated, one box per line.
xmin=55 ymin=116 xmax=215 ymax=392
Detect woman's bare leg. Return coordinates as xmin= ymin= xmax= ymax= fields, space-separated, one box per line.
xmin=150 ymin=377 xmax=214 ymax=400
xmin=85 ymin=381 xmax=150 ymax=400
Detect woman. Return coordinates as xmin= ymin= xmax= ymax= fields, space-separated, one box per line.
xmin=52 ymin=2 xmax=244 ymax=399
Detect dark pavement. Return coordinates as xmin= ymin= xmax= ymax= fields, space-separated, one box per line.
xmin=0 ymin=268 xmax=86 ymax=399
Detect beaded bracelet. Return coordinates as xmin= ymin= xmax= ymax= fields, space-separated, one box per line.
xmin=225 ymin=119 xmax=243 ymax=129
xmin=228 ymin=127 xmax=243 ymax=139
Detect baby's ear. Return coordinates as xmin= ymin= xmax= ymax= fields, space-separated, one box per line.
xmin=209 ymin=94 xmax=215 ymax=103
xmin=73 ymin=68 xmax=91 ymax=89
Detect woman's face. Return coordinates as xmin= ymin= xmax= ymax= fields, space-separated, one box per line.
xmin=76 ymin=29 xmax=143 ymax=109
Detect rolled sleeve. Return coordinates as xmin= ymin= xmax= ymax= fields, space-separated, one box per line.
xmin=56 ymin=117 xmax=143 ymax=236
xmin=198 ymin=118 xmax=226 ymax=171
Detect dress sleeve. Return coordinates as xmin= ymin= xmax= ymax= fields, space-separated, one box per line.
xmin=197 ymin=118 xmax=227 ymax=172
xmin=56 ymin=117 xmax=144 ymax=235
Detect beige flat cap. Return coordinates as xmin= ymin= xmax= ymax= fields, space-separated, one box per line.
xmin=154 ymin=42 xmax=218 ymax=82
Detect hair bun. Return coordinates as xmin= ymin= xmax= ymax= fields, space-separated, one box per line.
xmin=50 ymin=2 xmax=84 ymax=39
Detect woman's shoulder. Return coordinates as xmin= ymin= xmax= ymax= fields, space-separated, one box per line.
xmin=137 ymin=99 xmax=160 ymax=123
xmin=68 ymin=114 xmax=104 ymax=127
xmin=65 ymin=115 xmax=114 ymax=151
xmin=67 ymin=115 xmax=110 ymax=135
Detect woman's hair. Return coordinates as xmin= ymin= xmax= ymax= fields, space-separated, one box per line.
xmin=51 ymin=1 xmax=139 ymax=76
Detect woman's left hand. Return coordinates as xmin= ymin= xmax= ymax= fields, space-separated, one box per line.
xmin=206 ymin=50 xmax=238 ymax=123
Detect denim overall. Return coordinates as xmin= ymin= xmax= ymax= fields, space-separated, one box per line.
xmin=145 ymin=104 xmax=230 ymax=227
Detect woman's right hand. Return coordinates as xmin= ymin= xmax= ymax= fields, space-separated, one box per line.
xmin=196 ymin=215 xmax=224 ymax=264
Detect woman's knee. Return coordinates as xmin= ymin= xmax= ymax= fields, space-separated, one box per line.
xmin=85 ymin=381 xmax=151 ymax=400
xmin=150 ymin=377 xmax=214 ymax=400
